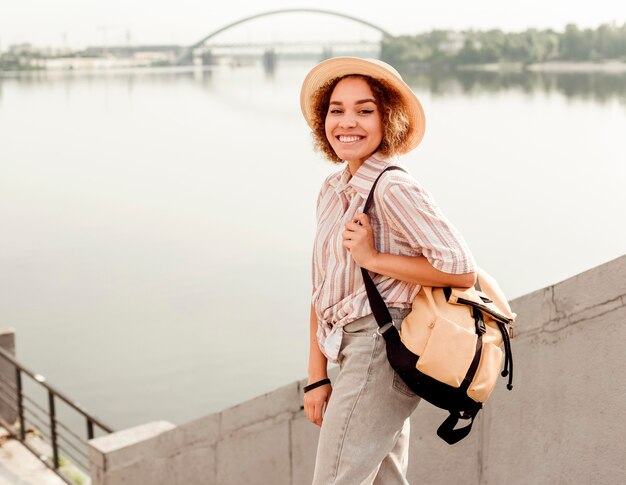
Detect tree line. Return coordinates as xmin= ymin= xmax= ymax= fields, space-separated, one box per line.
xmin=381 ymin=23 xmax=626 ymax=67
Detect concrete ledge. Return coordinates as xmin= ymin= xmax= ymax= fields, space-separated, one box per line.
xmin=219 ymin=380 xmax=302 ymax=436
xmin=87 ymin=254 xmax=626 ymax=485
xmin=89 ymin=420 xmax=176 ymax=471
xmin=512 ymin=255 xmax=626 ymax=338
xmin=216 ymin=413 xmax=292 ymax=485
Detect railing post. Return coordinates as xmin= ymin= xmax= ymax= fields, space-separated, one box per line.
xmin=48 ymin=390 xmax=60 ymax=469
xmin=15 ymin=368 xmax=25 ymax=441
xmin=0 ymin=328 xmax=18 ymax=425
xmin=87 ymin=419 xmax=94 ymax=440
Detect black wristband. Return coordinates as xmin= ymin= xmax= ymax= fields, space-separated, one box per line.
xmin=303 ymin=378 xmax=331 ymax=393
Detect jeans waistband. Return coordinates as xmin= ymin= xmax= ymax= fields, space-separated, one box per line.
xmin=388 ymin=306 xmax=411 ymax=320
xmin=343 ymin=307 xmax=411 ymax=333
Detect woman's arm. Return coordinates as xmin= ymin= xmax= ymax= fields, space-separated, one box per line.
xmin=343 ymin=213 xmax=476 ymax=288
xmin=307 ymin=303 xmax=328 ymax=383
xmin=304 ymin=302 xmax=332 ymax=427
xmin=367 ymin=252 xmax=476 ymax=288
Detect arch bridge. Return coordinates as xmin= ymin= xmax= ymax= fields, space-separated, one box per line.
xmin=177 ymin=8 xmax=394 ymax=65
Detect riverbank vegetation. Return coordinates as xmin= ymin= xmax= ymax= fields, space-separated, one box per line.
xmin=381 ymin=22 xmax=626 ymax=69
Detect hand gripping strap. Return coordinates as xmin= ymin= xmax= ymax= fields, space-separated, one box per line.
xmin=360 ymin=166 xmax=407 ymax=329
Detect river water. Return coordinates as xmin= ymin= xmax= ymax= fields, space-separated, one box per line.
xmin=1 ymin=62 xmax=625 ymax=430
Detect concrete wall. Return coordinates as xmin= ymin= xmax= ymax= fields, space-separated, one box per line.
xmin=88 ymin=255 xmax=626 ymax=485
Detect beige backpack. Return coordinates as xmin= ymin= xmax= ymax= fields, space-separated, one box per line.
xmin=361 ymin=166 xmax=516 ymax=444
xmin=400 ymin=268 xmax=516 ymax=404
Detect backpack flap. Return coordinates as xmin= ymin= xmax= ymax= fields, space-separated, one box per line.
xmin=446 ymin=287 xmax=516 ymax=333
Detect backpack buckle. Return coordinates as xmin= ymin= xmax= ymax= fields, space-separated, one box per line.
xmin=376 ymin=322 xmax=395 ymax=337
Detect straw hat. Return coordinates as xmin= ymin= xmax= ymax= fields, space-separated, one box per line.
xmin=300 ymin=57 xmax=426 ymax=152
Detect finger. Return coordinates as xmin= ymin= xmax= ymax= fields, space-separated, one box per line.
xmin=343 ymin=230 xmax=364 ymax=241
xmin=345 ymin=224 xmax=367 ymax=236
xmin=353 ymin=213 xmax=370 ymax=226
xmin=344 ymin=221 xmax=361 ymax=231
xmin=313 ymin=402 xmax=324 ymax=426
xmin=307 ymin=404 xmax=318 ymax=425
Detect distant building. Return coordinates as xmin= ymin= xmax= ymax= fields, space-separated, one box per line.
xmin=439 ymin=32 xmax=466 ymax=54
xmin=83 ymin=45 xmax=183 ymax=64
xmin=42 ymin=57 xmax=151 ymax=70
xmin=8 ymin=43 xmax=35 ymax=56
xmin=0 ymin=44 xmax=185 ymax=71
xmin=1 ymin=44 xmax=43 ymax=70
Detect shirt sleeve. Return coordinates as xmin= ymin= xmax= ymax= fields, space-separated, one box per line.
xmin=378 ymin=177 xmax=476 ymax=274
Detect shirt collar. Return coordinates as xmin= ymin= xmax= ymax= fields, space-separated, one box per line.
xmin=331 ymin=165 xmax=353 ymax=195
xmin=328 ymin=153 xmax=400 ymax=197
xmin=348 ymin=153 xmax=398 ymax=199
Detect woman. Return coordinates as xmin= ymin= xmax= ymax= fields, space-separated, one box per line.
xmin=300 ymin=57 xmax=477 ymax=484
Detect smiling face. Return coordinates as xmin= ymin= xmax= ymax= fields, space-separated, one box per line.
xmin=324 ymin=76 xmax=383 ymax=171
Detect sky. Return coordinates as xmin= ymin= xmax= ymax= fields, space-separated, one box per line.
xmin=2 ymin=0 xmax=626 ymax=49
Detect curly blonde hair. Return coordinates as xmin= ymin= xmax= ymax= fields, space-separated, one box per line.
xmin=309 ymin=74 xmax=412 ymax=164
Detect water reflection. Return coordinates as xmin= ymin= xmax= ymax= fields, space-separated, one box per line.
xmin=1 ymin=59 xmax=624 ymax=429
xmin=2 ymin=65 xmax=625 ymax=105
xmin=400 ymin=68 xmax=626 ymax=105
xmin=0 ymin=67 xmax=214 ymax=88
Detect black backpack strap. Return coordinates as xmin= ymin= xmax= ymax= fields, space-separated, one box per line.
xmin=436 ymin=408 xmax=480 ymax=445
xmin=359 ymin=165 xmax=407 ymax=330
xmin=359 ymin=164 xmax=486 ymax=445
xmin=362 ymin=166 xmax=407 ymax=214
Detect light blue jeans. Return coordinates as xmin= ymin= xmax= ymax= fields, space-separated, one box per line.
xmin=312 ymin=308 xmax=421 ymax=485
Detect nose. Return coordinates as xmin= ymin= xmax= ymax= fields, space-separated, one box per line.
xmin=339 ymin=115 xmax=357 ymax=129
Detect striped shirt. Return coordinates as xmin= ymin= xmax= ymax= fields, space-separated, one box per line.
xmin=312 ymin=153 xmax=476 ymax=363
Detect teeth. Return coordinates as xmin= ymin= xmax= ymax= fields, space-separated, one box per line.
xmin=338 ymin=135 xmax=362 ymax=143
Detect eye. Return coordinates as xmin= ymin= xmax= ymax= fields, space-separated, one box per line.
xmin=329 ymin=108 xmax=343 ymax=114
xmin=360 ymin=109 xmax=375 ymax=115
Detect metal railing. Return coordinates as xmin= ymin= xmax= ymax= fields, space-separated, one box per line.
xmin=0 ymin=346 xmax=114 ymax=484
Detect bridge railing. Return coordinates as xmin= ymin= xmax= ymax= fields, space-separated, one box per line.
xmin=0 ymin=340 xmax=113 ymax=484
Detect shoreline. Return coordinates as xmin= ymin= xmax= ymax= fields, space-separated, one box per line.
xmin=527 ymin=61 xmax=626 ymax=73
xmin=2 ymin=60 xmax=626 ymax=77
xmin=0 ymin=64 xmax=219 ymax=78
xmin=456 ymin=60 xmax=626 ymax=73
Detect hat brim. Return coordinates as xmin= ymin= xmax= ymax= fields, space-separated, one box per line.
xmin=300 ymin=57 xmax=426 ymax=153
